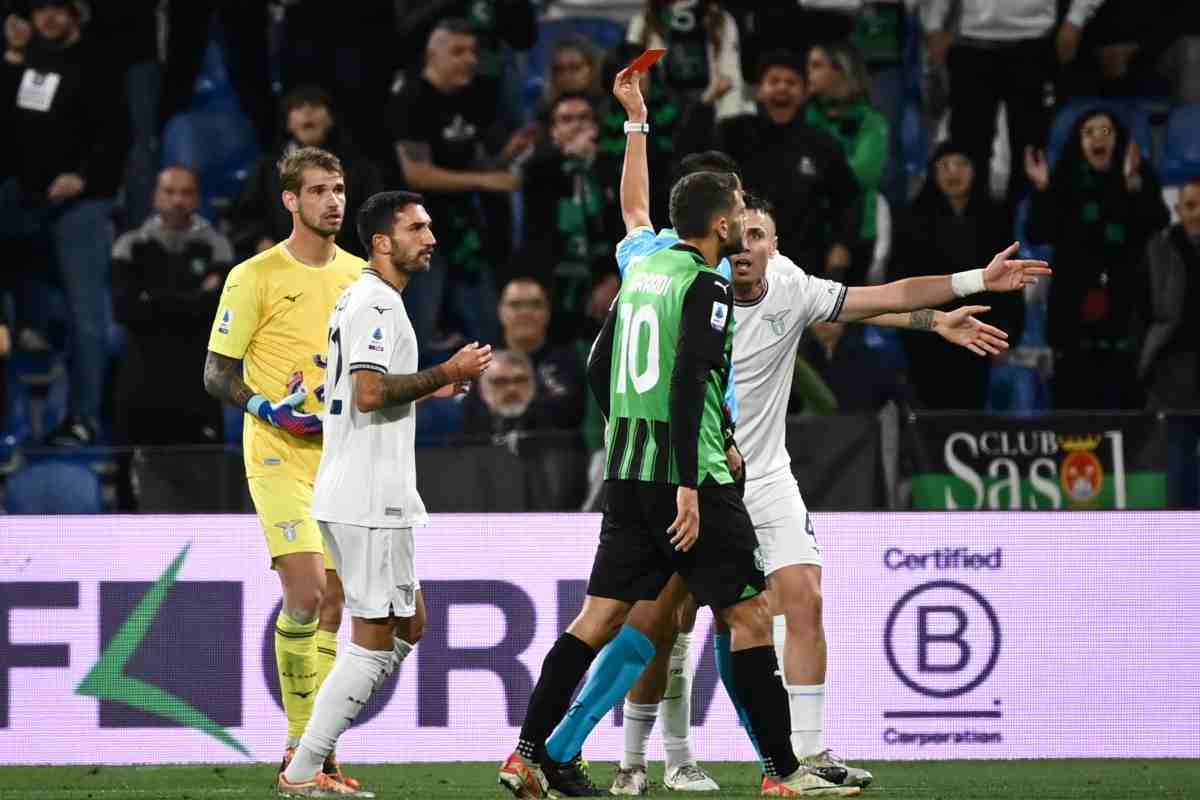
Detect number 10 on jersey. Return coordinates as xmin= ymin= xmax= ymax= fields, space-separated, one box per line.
xmin=615 ymin=303 xmax=660 ymax=395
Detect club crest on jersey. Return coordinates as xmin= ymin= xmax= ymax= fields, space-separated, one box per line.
xmin=369 ymin=326 xmax=386 ymax=352
xmin=275 ymin=519 xmax=302 ymax=542
xmin=217 ymin=308 xmax=233 ymax=334
xmin=710 ymin=301 xmax=728 ymax=332
xmin=763 ymin=310 xmax=789 ymax=336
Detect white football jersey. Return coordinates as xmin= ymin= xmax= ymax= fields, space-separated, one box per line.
xmin=312 ymin=270 xmax=429 ymax=529
xmin=733 ymin=254 xmax=846 ymax=487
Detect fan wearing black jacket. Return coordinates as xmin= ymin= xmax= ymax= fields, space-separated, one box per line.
xmin=0 ymin=0 xmax=130 ymax=445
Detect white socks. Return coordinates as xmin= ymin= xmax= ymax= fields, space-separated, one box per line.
xmin=786 ymin=683 xmax=825 ymax=758
xmin=621 ymin=701 xmax=658 ymax=769
xmin=661 ymin=633 xmax=694 ymax=772
xmin=772 ymin=614 xmax=787 ymax=676
xmin=283 ymin=641 xmax=399 ymax=783
xmin=621 ymin=633 xmax=699 ymax=773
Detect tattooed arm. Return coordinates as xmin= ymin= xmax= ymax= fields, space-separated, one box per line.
xmin=858 ymin=309 xmax=940 ymax=331
xmin=353 ymin=342 xmax=494 ymax=413
xmin=856 ymin=307 xmax=1011 ymax=357
xmin=203 ymin=350 xmax=256 ymax=409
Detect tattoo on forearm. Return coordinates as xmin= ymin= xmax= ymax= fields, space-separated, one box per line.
xmin=381 ymin=365 xmax=451 ymax=407
xmin=911 ymin=309 xmax=937 ymax=331
xmin=203 ymin=351 xmax=255 ymax=409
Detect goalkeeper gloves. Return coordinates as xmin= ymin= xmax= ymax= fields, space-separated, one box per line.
xmin=246 ymin=389 xmax=322 ymax=437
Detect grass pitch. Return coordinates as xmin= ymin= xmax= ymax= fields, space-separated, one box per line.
xmin=1 ymin=760 xmax=1197 ymax=799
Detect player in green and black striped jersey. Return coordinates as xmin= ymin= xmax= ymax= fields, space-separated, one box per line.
xmin=498 ymin=65 xmax=856 ymax=800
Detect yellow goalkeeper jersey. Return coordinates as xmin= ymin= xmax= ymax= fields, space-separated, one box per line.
xmin=207 ymin=242 xmax=363 ymax=482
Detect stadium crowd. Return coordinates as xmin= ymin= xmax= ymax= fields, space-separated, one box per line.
xmin=0 ymin=0 xmax=1198 ymax=503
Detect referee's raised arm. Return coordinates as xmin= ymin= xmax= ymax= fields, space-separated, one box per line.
xmin=614 ymin=66 xmax=652 ymax=234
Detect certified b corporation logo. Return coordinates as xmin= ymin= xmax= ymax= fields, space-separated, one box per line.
xmin=884 ymin=580 xmax=1001 ymax=698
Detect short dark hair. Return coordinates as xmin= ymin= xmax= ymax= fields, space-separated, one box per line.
xmin=547 ymin=92 xmax=596 ymax=122
xmin=743 ymin=191 xmax=774 ymax=220
xmin=676 ymin=150 xmax=741 ymax=183
xmin=356 ymin=190 xmax=426 ymax=254
xmin=282 ymin=85 xmax=333 ymax=114
xmin=756 ymin=49 xmax=806 ymax=84
xmin=432 ymin=17 xmax=475 ymax=38
xmin=669 ymin=171 xmax=739 ymax=239
xmin=278 ymin=146 xmax=343 ymax=194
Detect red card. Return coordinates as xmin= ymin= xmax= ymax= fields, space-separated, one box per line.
xmin=628 ymin=48 xmax=666 ymax=73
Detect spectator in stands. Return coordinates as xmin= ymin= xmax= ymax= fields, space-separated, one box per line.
xmin=800 ymin=321 xmax=913 ymax=413
xmin=682 ymin=50 xmax=860 ymax=278
xmin=276 ymin=1 xmax=398 ymax=167
xmin=1139 ymin=179 xmax=1200 ymax=409
xmin=891 ymin=141 xmax=1021 ymax=410
xmin=389 ymin=18 xmax=534 ymax=352
xmin=1060 ymin=0 xmax=1200 ymax=103
xmin=462 ymin=349 xmax=558 ymax=440
xmin=1025 ymin=107 xmax=1168 ymax=410
xmin=541 ymin=34 xmax=606 ymax=112
xmin=233 ymin=86 xmax=383 ymax=260
xmin=519 ymin=93 xmax=620 ymax=339
xmin=723 ymin=0 xmax=859 ymax=84
xmin=497 ymin=277 xmax=586 ymax=429
xmin=1139 ymin=179 xmax=1200 ymax=508
xmin=88 ymin=0 xmax=160 ymax=228
xmin=922 ymin=0 xmax=1107 ymax=212
xmin=397 ymin=0 xmax=537 ymax=125
xmin=805 ymin=41 xmax=889 ymax=285
xmin=625 ymin=0 xmax=753 ymax=120
xmin=111 ymin=165 xmax=230 ymax=445
xmin=159 ymin=0 xmax=273 ymax=146
xmin=0 ymin=0 xmax=130 ymax=445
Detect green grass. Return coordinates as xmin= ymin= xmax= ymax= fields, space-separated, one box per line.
xmin=1 ymin=760 xmax=1197 ymax=799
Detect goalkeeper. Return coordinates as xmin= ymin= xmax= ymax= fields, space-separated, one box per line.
xmin=203 ymin=146 xmax=367 ymax=794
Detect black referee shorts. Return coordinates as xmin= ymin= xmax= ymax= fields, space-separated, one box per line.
xmin=586 ymin=479 xmax=766 ymax=610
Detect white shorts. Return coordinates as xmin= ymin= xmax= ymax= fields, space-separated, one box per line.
xmin=743 ymin=475 xmax=822 ymax=574
xmin=318 ymin=521 xmax=421 ymax=619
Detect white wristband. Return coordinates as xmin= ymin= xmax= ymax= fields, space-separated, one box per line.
xmin=951 ymin=268 xmax=986 ymax=298
xmin=623 ymin=120 xmax=649 ymax=135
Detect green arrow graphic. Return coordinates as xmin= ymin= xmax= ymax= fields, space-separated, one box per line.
xmin=76 ymin=543 xmax=251 ymax=757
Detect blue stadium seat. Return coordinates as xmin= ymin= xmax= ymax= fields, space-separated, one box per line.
xmin=521 ymin=17 xmax=626 ymax=116
xmin=6 ymin=459 xmax=104 ymax=514
xmin=223 ymin=403 xmax=244 ymax=445
xmin=1046 ymin=98 xmax=1154 ymax=169
xmin=160 ymin=109 xmax=259 ymax=222
xmin=414 ymin=397 xmax=464 ymax=446
xmin=1160 ymin=103 xmax=1200 ymax=185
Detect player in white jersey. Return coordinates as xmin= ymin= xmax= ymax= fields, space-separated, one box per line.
xmin=279 ymin=191 xmax=492 ymax=797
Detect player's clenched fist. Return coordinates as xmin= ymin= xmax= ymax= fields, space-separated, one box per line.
xmin=444 ymin=341 xmax=494 ymax=382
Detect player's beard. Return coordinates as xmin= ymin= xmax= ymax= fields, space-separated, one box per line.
xmin=395 ymin=245 xmax=433 ymax=274
xmin=298 ymin=206 xmax=341 ymax=239
xmin=718 ymin=228 xmax=744 ymax=261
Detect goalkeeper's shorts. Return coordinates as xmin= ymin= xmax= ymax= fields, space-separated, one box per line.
xmin=248 ymin=476 xmax=335 ymax=570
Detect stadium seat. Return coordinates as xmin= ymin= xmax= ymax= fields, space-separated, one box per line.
xmin=867 ymin=194 xmax=892 ymax=285
xmin=6 ymin=458 xmax=104 ymax=514
xmin=160 ymin=109 xmax=260 ymax=222
xmin=414 ymin=396 xmax=464 ymax=446
xmin=1046 ymin=98 xmax=1154 ymax=169
xmin=1160 ymin=103 xmax=1200 ymax=185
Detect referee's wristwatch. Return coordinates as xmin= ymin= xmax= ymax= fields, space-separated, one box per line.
xmin=623 ymin=120 xmax=649 ymax=135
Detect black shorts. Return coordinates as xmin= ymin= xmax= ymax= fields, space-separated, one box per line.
xmin=586 ymin=480 xmax=766 ymax=610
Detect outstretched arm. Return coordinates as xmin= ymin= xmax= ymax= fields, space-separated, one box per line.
xmin=836 ymin=242 xmax=1049 ymax=322
xmin=613 ymin=66 xmax=652 ymax=233
xmin=860 ymin=306 xmax=1010 ymax=357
